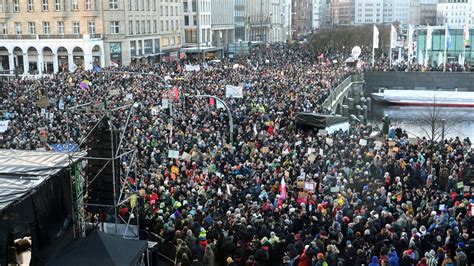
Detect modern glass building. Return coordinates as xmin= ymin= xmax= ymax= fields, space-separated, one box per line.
xmin=417 ymin=26 xmax=473 ymax=66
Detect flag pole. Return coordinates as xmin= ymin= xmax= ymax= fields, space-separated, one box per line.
xmin=389 ymin=24 xmax=393 ymax=68
xmin=444 ymin=23 xmax=448 ymax=72
xmin=425 ymin=25 xmax=430 ymax=67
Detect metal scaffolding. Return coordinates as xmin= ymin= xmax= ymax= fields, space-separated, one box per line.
xmin=64 ymin=101 xmax=139 ymax=239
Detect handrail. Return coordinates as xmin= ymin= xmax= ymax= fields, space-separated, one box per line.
xmin=321 ymin=74 xmax=364 ymax=111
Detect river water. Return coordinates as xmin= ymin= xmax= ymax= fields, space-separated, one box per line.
xmin=370 ymin=103 xmax=474 ymax=140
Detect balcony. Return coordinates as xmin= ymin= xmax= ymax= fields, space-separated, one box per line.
xmin=38 ymin=34 xmax=83 ymax=39
xmin=0 ymin=34 xmax=36 ymax=39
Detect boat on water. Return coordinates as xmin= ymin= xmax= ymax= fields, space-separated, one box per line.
xmin=371 ymin=90 xmax=474 ymax=107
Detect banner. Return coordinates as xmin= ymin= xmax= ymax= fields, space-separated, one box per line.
xmin=184 ymin=64 xmax=201 ymax=72
xmin=464 ymin=24 xmax=470 ymax=48
xmin=373 ymin=25 xmax=379 ymax=49
xmin=445 ymin=23 xmax=451 ymax=49
xmin=408 ymin=24 xmax=414 ymax=58
xmin=390 ymin=24 xmax=397 ymax=49
xmin=0 ymin=120 xmax=10 ymax=133
xmin=50 ymin=143 xmax=79 ymax=152
xmin=426 ymin=25 xmax=433 ymax=50
xmin=225 ymin=85 xmax=243 ymax=98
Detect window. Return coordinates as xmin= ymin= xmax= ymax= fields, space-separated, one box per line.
xmin=13 ymin=0 xmax=20 ymax=12
xmin=128 ymin=21 xmax=133 ymax=34
xmin=88 ymin=21 xmax=95 ymax=33
xmin=73 ymin=21 xmax=80 ymax=34
xmin=42 ymin=0 xmax=49 ymax=11
xmin=57 ymin=21 xmax=64 ymax=34
xmin=109 ymin=0 xmax=118 ymax=9
xmin=153 ymin=20 xmax=157 ymax=33
xmin=147 ymin=20 xmax=150 ymax=33
xmin=153 ymin=0 xmax=156 ymax=10
xmin=28 ymin=22 xmax=36 ymax=34
xmin=127 ymin=0 xmax=131 ymax=10
xmin=28 ymin=0 xmax=34 ymax=12
xmin=54 ymin=0 xmax=61 ymax=10
xmin=15 ymin=22 xmax=21 ymax=34
xmin=191 ymin=0 xmax=196 ymax=12
xmin=43 ymin=21 xmax=50 ymax=34
xmin=71 ymin=0 xmax=78 ymax=10
xmin=0 ymin=23 xmax=7 ymax=34
xmin=110 ymin=21 xmax=119 ymax=34
xmin=141 ymin=20 xmax=145 ymax=34
xmin=85 ymin=0 xmax=91 ymax=10
xmin=184 ymin=16 xmax=189 ymax=26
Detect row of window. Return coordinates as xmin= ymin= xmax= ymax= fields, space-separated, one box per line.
xmin=127 ymin=19 xmax=180 ymax=35
xmin=9 ymin=0 xmax=96 ymax=12
xmin=0 ymin=21 xmax=120 ymax=35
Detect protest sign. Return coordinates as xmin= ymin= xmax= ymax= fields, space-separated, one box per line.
xmin=225 ymin=85 xmax=243 ymax=98
xmin=359 ymin=139 xmax=367 ymax=146
xmin=0 ymin=120 xmax=10 ymax=133
xmin=167 ymin=150 xmax=180 ymax=159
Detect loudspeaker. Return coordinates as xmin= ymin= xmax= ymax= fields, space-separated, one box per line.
xmin=86 ymin=118 xmax=121 ymax=213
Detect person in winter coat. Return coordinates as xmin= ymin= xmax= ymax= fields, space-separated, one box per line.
xmin=417 ymin=257 xmax=428 ymax=266
xmin=388 ymin=249 xmax=399 ymax=266
xmin=369 ymin=256 xmax=381 ymax=266
xmin=426 ymin=250 xmax=438 ymax=266
xmin=203 ymin=245 xmax=215 ymax=266
xmin=441 ymin=254 xmax=454 ymax=266
xmin=454 ymin=246 xmax=467 ymax=266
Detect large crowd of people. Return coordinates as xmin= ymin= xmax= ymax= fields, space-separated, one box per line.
xmin=0 ymin=43 xmax=473 ymax=266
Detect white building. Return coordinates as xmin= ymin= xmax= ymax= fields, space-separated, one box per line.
xmin=282 ymin=0 xmax=292 ymax=40
xmin=183 ymin=0 xmax=211 ymax=47
xmin=436 ymin=0 xmax=473 ymax=26
xmin=353 ymin=0 xmax=411 ymax=25
xmin=211 ymin=0 xmax=234 ymax=49
xmin=311 ymin=0 xmax=322 ymax=29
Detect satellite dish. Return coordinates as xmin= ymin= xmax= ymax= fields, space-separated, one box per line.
xmin=351 ymin=46 xmax=362 ymax=59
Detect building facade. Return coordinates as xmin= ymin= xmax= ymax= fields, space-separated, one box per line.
xmin=211 ymin=0 xmax=234 ymax=49
xmin=331 ymin=0 xmax=353 ymax=26
xmin=244 ymin=0 xmax=284 ymax=43
xmin=291 ymin=0 xmax=310 ymax=37
xmin=182 ymin=0 xmax=211 ymax=47
xmin=420 ymin=3 xmax=437 ymax=25
xmin=234 ymin=0 xmax=245 ymax=41
xmin=0 ymin=0 xmax=185 ymax=74
xmin=436 ymin=0 xmax=473 ymax=26
xmin=352 ymin=0 xmax=411 ymax=25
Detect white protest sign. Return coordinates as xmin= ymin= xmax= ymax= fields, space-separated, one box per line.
xmin=325 ymin=137 xmax=333 ymax=146
xmin=162 ymin=99 xmax=169 ymax=109
xmin=359 ymin=139 xmax=368 ymax=146
xmin=318 ymin=129 xmax=328 ymax=136
xmin=109 ymin=89 xmax=121 ymax=96
xmin=374 ymin=141 xmax=383 ymax=150
xmin=181 ymin=152 xmax=191 ymax=162
xmin=58 ymin=99 xmax=65 ymax=110
xmin=167 ymin=150 xmax=180 ymax=159
xmin=295 ymin=141 xmax=302 ymax=146
xmin=151 ymin=106 xmax=160 ymax=116
xmin=126 ymin=93 xmax=133 ymax=101
xmin=225 ymin=85 xmax=243 ymax=98
xmin=185 ymin=64 xmax=201 ymax=72
xmin=0 ymin=120 xmax=10 ymax=133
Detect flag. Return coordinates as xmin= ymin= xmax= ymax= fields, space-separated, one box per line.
xmin=464 ymin=24 xmax=470 ymax=48
xmin=279 ymin=177 xmax=287 ymax=200
xmin=390 ymin=24 xmax=397 ymax=49
xmin=209 ymin=98 xmax=215 ymax=106
xmin=69 ymin=62 xmax=78 ymax=73
xmin=426 ymin=25 xmax=433 ymax=50
xmin=373 ymin=25 xmax=379 ymax=49
xmin=445 ymin=23 xmax=451 ymax=49
xmin=408 ymin=24 xmax=414 ymax=58
xmin=110 ymin=60 xmax=119 ymax=67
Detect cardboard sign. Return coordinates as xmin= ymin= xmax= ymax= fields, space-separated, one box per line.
xmin=374 ymin=141 xmax=383 ymax=150
xmin=181 ymin=152 xmax=191 ymax=162
xmin=457 ymin=182 xmax=464 ymax=189
xmin=308 ymin=154 xmax=316 ymax=163
xmin=297 ymin=180 xmax=304 ymax=189
xmin=359 ymin=139 xmax=367 ymax=146
xmin=261 ymin=147 xmax=270 ymax=153
xmin=330 ymin=186 xmax=340 ymax=193
xmin=167 ymin=150 xmax=180 ymax=159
